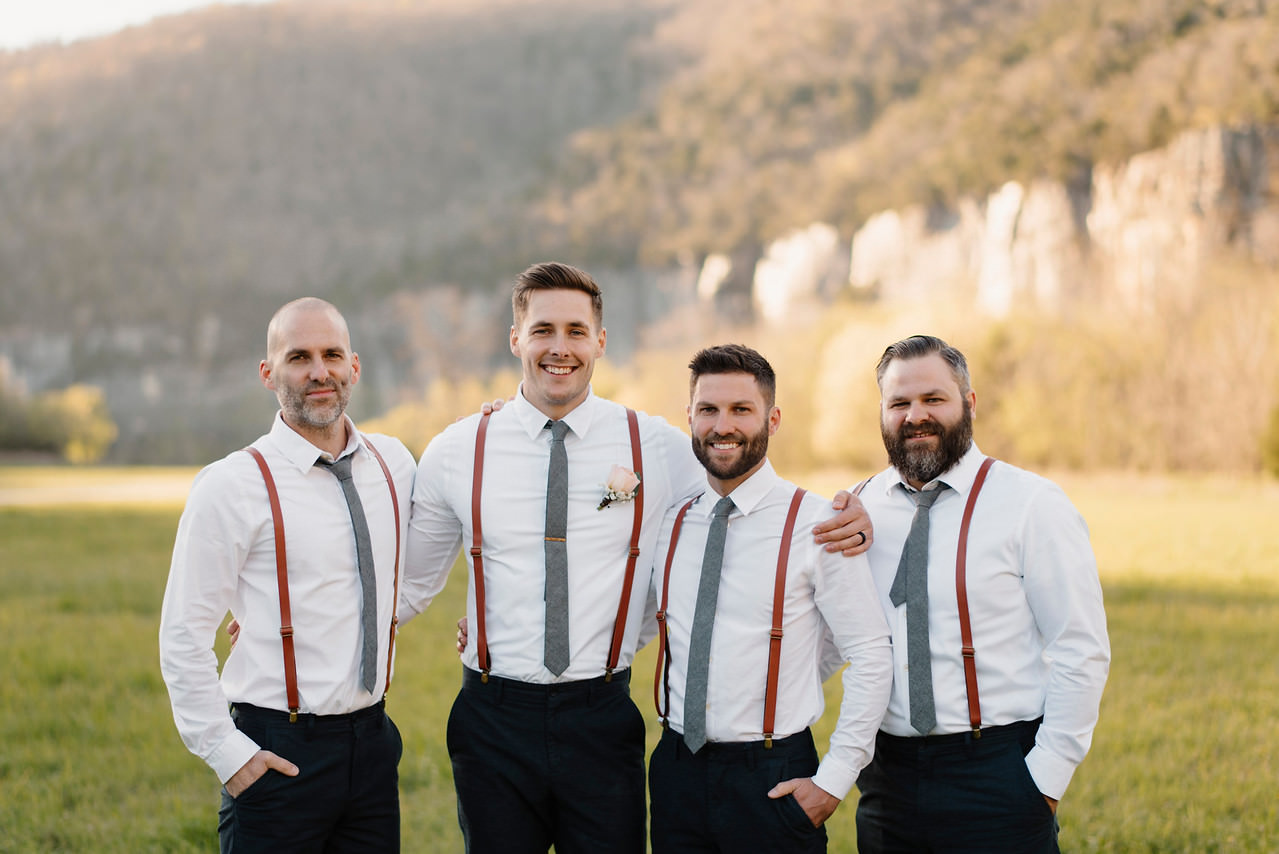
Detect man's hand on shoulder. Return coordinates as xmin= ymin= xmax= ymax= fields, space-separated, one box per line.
xmin=225 ymin=750 xmax=299 ymax=798
xmin=767 ymin=777 xmax=841 ymax=827
xmin=812 ymin=490 xmax=873 ymax=556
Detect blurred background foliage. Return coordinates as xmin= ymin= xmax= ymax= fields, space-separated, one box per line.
xmin=3 ymin=0 xmax=1279 ymax=470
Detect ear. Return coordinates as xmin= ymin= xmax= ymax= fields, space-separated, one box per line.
xmin=686 ymin=403 xmax=694 ymax=429
xmin=767 ymin=405 xmax=781 ymax=436
xmin=349 ymin=352 xmax=361 ymax=387
xmin=967 ymin=389 xmax=977 ymax=419
xmin=509 ymin=325 xmax=521 ymax=358
xmin=259 ymin=359 xmax=274 ymax=390
xmin=595 ymin=326 xmax=607 ymax=357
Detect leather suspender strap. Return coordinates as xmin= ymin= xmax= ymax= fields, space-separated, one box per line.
xmin=364 ymin=439 xmax=403 ymax=699
xmin=470 ymin=411 xmax=494 ymax=680
xmin=245 ymin=446 xmax=299 ymax=721
xmin=245 ymin=441 xmax=401 ymax=720
xmin=470 ymin=408 xmax=644 ymax=682
xmin=956 ymin=456 xmax=996 ymax=735
xmin=762 ymin=487 xmax=806 ymax=748
xmin=605 ymin=409 xmax=644 ymax=680
xmin=653 ymin=496 xmax=699 ymax=725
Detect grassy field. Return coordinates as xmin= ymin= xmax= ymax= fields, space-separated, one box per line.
xmin=0 ymin=469 xmax=1276 ymax=852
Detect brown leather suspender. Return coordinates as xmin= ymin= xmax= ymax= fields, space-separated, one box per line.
xmin=853 ymin=457 xmax=996 ymax=736
xmin=653 ymin=486 xmax=806 ymax=748
xmin=245 ymin=447 xmax=299 ymax=720
xmin=653 ymin=496 xmax=699 ymax=724
xmin=605 ymin=410 xmax=645 ymax=680
xmin=469 ymin=407 xmax=643 ymax=682
xmin=956 ymin=455 xmax=995 ymax=735
xmin=762 ymin=487 xmax=807 ymax=747
xmin=470 ymin=412 xmax=495 ymax=680
xmin=245 ymin=441 xmax=402 ymax=722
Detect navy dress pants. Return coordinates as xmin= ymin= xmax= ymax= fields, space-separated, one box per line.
xmin=446 ymin=667 xmax=647 ymax=854
xmin=217 ymin=701 xmax=402 ymax=854
xmin=855 ymin=719 xmax=1060 ymax=854
xmin=649 ymin=726 xmax=828 ymax=853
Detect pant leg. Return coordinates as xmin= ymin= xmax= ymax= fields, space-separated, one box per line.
xmin=446 ymin=685 xmax=555 ymax=854
xmin=218 ymin=711 xmax=346 ymax=854
xmin=652 ymin=728 xmax=827 ymax=854
xmin=545 ymin=680 xmax=647 ymax=854
xmin=324 ymin=711 xmax=403 ymax=854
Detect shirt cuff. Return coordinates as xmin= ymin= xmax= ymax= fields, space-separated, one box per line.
xmin=1024 ymin=745 xmax=1077 ymax=802
xmin=811 ymin=757 xmax=857 ymax=802
xmin=208 ymin=728 xmax=263 ymax=785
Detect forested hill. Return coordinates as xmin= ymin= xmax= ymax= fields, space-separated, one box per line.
xmin=3 ymin=0 xmax=1277 ymax=461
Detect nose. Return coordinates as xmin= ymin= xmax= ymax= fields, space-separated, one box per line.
xmin=904 ymin=401 xmax=931 ymax=424
xmin=712 ymin=410 xmax=736 ymax=436
xmin=306 ymin=358 xmax=328 ymax=381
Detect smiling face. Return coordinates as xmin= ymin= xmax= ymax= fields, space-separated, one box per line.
xmin=259 ymin=301 xmax=359 ymax=451
xmin=509 ymin=288 xmax=606 ymax=420
xmin=688 ymin=371 xmax=779 ymax=496
xmin=879 ymin=353 xmax=975 ymax=489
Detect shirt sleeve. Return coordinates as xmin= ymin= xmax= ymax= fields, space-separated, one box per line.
xmin=399 ymin=425 xmax=466 ymax=625
xmin=810 ymin=549 xmax=893 ymax=800
xmin=1019 ymin=481 xmax=1111 ymax=800
xmin=157 ymin=462 xmax=263 ymax=784
xmin=655 ymin=419 xmax=703 ymax=504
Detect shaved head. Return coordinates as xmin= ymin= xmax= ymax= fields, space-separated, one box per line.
xmin=266 ymin=298 xmax=350 ymax=363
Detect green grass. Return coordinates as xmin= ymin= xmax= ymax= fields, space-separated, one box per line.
xmin=1 ymin=473 xmax=1277 ymax=852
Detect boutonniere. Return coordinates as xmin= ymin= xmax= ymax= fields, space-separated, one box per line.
xmin=598 ymin=464 xmax=641 ymax=510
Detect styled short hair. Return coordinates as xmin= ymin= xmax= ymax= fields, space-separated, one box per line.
xmin=875 ymin=334 xmax=972 ymax=396
xmin=688 ymin=344 xmax=777 ymax=408
xmin=511 ymin=262 xmax=604 ymax=328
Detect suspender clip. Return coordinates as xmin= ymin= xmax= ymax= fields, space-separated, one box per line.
xmin=764 ymin=734 xmax=774 ymax=749
xmin=480 ymin=669 xmax=489 ymax=684
xmin=971 ymin=727 xmax=982 ymax=739
xmin=604 ymin=668 xmax=614 ymax=683
xmin=288 ymin=709 xmax=298 ymax=724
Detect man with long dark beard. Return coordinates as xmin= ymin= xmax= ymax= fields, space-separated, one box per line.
xmin=850 ymin=335 xmax=1111 ymax=854
xmin=647 ymin=344 xmax=892 ymax=853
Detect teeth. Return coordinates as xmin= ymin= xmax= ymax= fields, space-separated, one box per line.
xmin=711 ymin=442 xmax=740 ymax=450
xmin=545 ymin=366 xmax=573 ymax=375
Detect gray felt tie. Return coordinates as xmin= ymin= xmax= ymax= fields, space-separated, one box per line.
xmin=889 ymin=484 xmax=948 ymax=735
xmin=319 ymin=455 xmax=379 ymax=694
xmin=543 ymin=420 xmax=571 ymax=676
xmin=683 ymin=495 xmax=735 ymax=753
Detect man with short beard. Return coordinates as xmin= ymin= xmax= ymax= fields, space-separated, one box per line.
xmin=850 ymin=335 xmax=1111 ymax=854
xmin=160 ymin=298 xmax=417 ymax=852
xmin=647 ymin=344 xmax=892 ymax=853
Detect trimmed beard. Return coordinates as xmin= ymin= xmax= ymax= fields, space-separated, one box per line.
xmin=278 ymin=379 xmax=350 ymax=431
xmin=882 ymin=399 xmax=973 ymax=485
xmin=692 ymin=422 xmax=770 ymax=482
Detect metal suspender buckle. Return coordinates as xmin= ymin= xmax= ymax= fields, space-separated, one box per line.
xmin=289 ymin=708 xmax=298 ymax=724
xmin=764 ymin=734 xmax=774 ymax=749
xmin=604 ymin=668 xmax=614 ymax=683
xmin=480 ymin=669 xmax=489 ymax=684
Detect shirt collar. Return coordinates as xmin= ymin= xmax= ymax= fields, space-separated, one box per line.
xmin=511 ymin=384 xmax=599 ymax=441
xmin=268 ymin=411 xmax=365 ymax=473
xmin=882 ymin=442 xmax=986 ymax=501
xmin=692 ymin=458 xmax=780 ymax=519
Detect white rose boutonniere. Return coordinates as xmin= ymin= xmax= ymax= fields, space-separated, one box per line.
xmin=598 ymin=464 xmax=641 ymax=510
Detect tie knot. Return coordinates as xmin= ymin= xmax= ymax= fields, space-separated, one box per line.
xmin=318 ymin=455 xmax=354 ymax=481
xmin=548 ymin=420 xmax=570 ymax=441
xmin=711 ymin=495 xmax=735 ymax=518
xmin=912 ymin=483 xmax=947 ymax=509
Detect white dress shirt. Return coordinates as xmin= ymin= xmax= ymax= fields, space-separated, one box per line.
xmin=852 ymin=444 xmax=1110 ymax=800
xmin=158 ymin=413 xmax=416 ymax=783
xmin=654 ymin=460 xmax=893 ymax=801
xmin=402 ymin=387 xmax=704 ymax=683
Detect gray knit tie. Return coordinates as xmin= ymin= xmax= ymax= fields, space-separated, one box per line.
xmin=543 ymin=420 xmax=571 ymax=676
xmin=889 ymin=483 xmax=948 ymax=735
xmin=683 ymin=495 xmax=735 ymax=753
xmin=318 ymin=455 xmax=378 ymax=694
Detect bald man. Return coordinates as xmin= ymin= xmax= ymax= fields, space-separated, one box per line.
xmin=160 ymin=298 xmax=417 ymax=853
